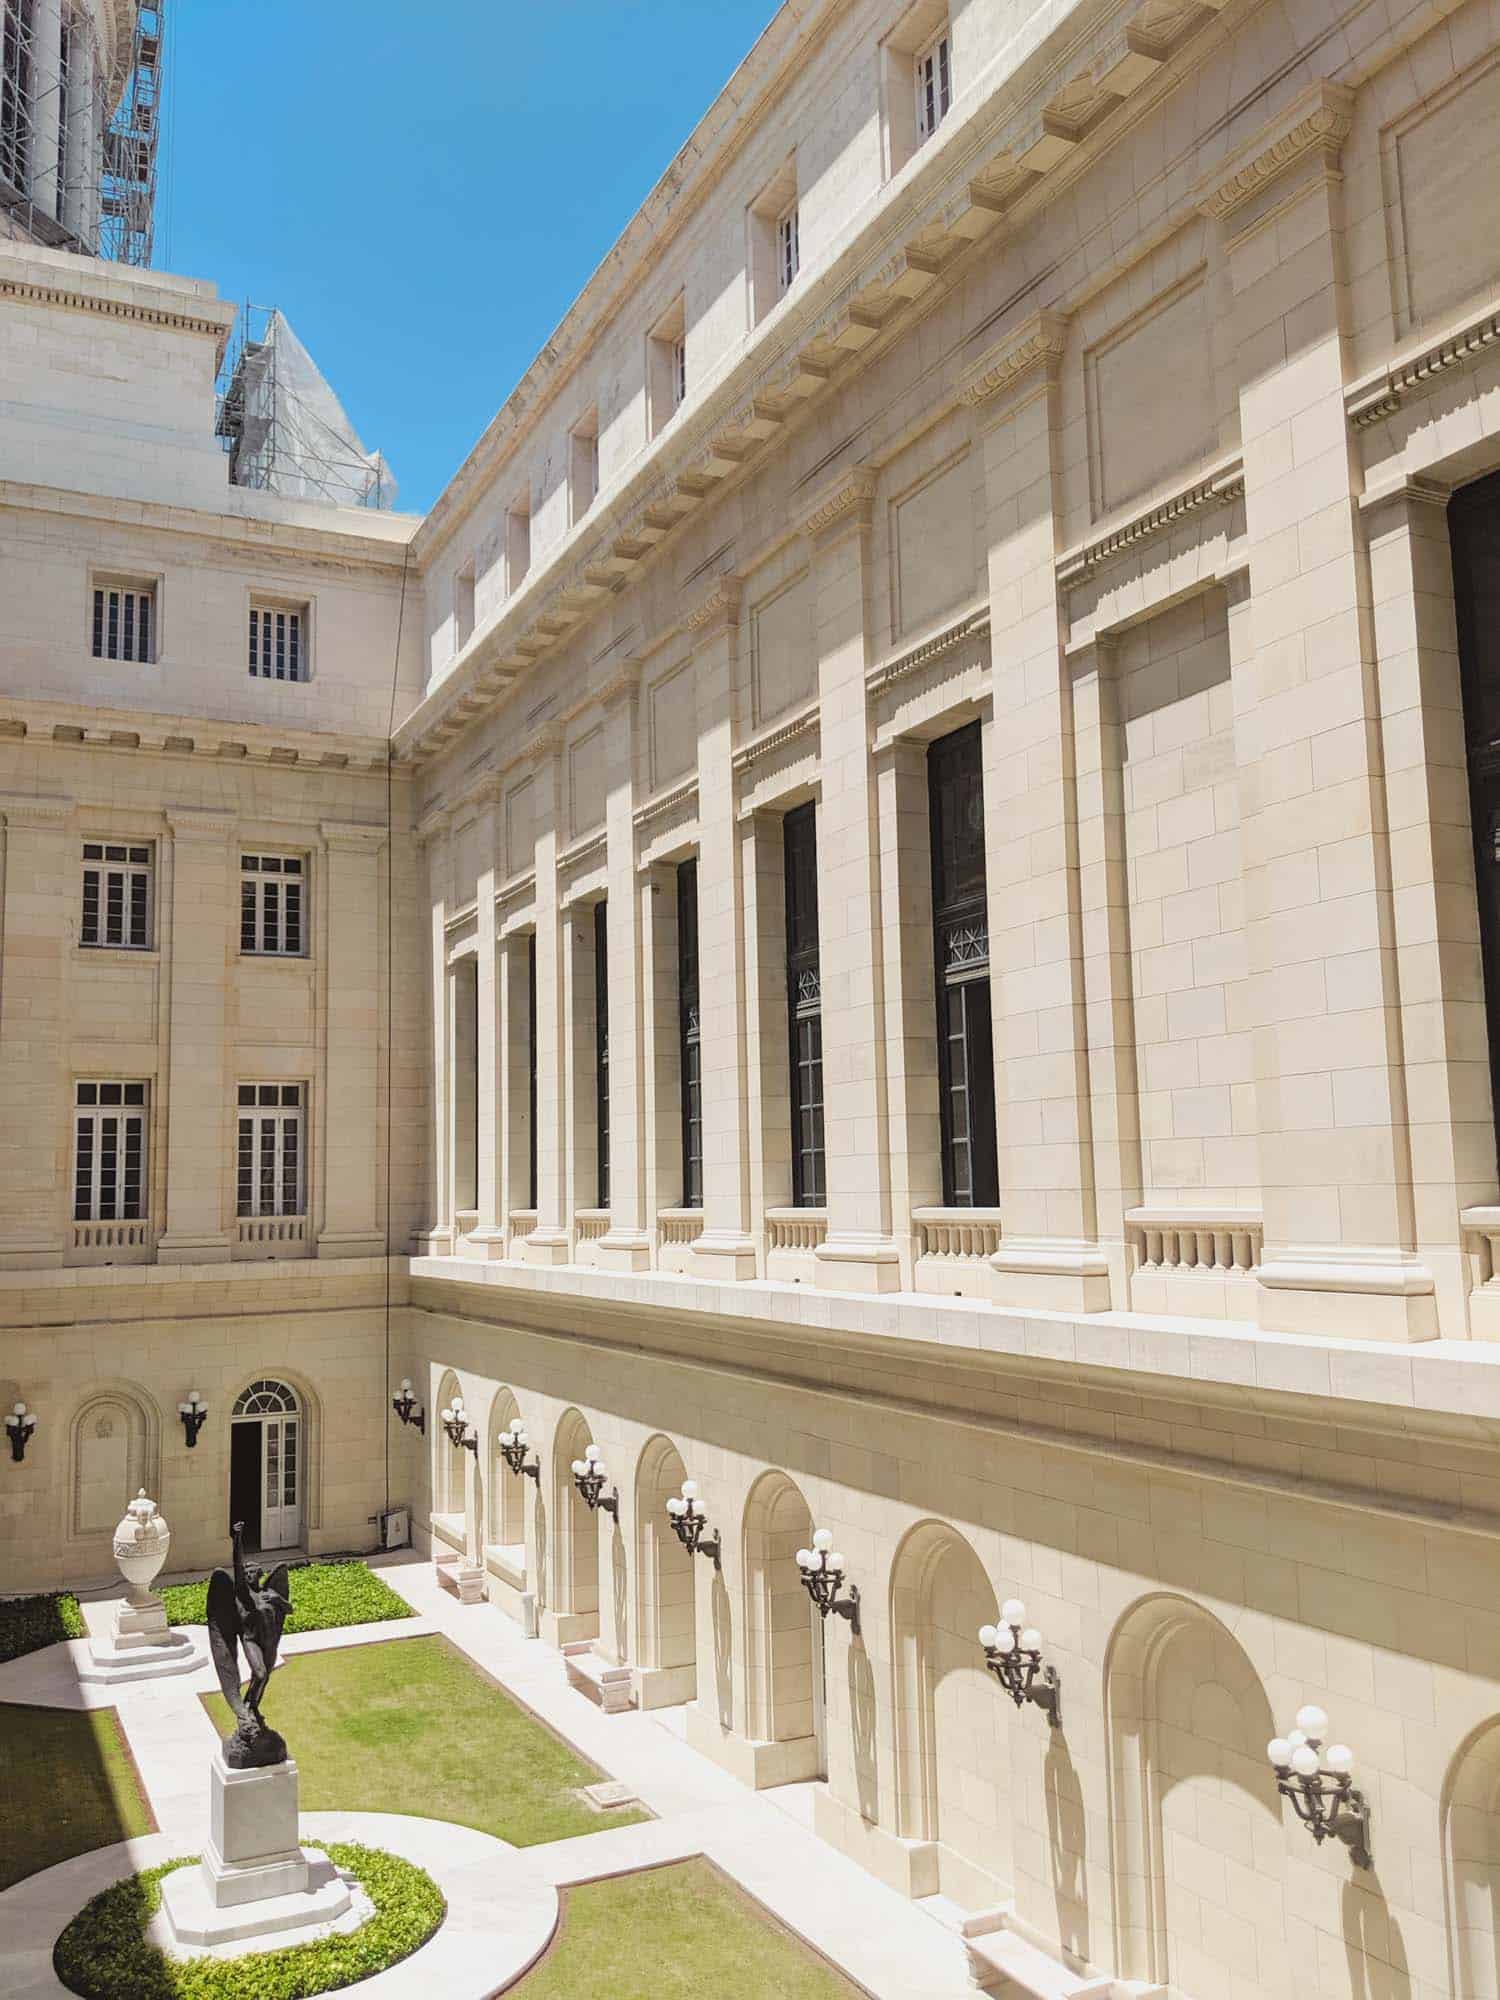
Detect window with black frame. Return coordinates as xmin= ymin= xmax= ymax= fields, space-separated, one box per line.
xmin=677 ymin=859 xmax=702 ymax=1207
xmin=783 ymin=804 xmax=825 ymax=1206
xmin=527 ymin=932 xmax=538 ymax=1210
xmin=594 ymin=899 xmax=609 ymax=1208
xmin=928 ymin=721 xmax=998 ymax=1207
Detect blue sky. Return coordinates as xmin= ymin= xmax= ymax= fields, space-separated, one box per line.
xmin=161 ymin=2 xmax=778 ymax=514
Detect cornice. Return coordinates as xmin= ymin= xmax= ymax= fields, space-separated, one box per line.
xmin=957 ymin=309 xmax=1070 ymax=408
xmin=1346 ymin=300 xmax=1500 ymax=428
xmin=1056 ymin=455 xmax=1245 ymax=585
xmin=1198 ymin=80 xmax=1354 ymax=224
xmin=732 ymin=703 xmax=821 ymax=777
xmin=798 ymin=466 xmax=878 ymax=542
xmin=0 ymin=273 xmax=234 ymax=348
xmin=164 ymin=806 xmax=236 ymax=841
xmin=682 ymin=574 xmax=744 ymax=636
xmin=0 ymin=791 xmax=72 ymax=825
xmin=320 ymin=818 xmax=389 ymax=852
xmin=0 ymin=696 xmax=392 ymax=773
xmin=594 ymin=657 xmax=642 ymax=709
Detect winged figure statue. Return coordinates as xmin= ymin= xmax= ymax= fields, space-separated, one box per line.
xmin=207 ymin=1521 xmax=293 ymax=1768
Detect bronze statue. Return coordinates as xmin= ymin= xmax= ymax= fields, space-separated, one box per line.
xmin=207 ymin=1521 xmax=293 ymax=1768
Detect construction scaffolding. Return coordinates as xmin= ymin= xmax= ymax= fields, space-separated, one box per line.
xmin=0 ymin=0 xmax=162 ymax=264
xmin=215 ymin=306 xmax=399 ymax=512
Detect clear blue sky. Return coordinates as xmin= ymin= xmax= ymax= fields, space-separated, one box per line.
xmin=160 ymin=2 xmax=779 ymax=514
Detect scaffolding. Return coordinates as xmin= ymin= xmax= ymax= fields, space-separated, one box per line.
xmin=0 ymin=0 xmax=162 ymax=263
xmin=215 ymin=305 xmax=399 ymax=512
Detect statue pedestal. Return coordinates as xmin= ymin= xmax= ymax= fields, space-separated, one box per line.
xmin=78 ymin=1593 xmax=206 ymax=1685
xmin=158 ymin=1753 xmax=354 ymax=1948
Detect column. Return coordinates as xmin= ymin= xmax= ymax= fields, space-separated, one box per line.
xmin=61 ymin=13 xmax=95 ymax=241
xmin=562 ymin=899 xmax=598 ymax=1236
xmin=597 ymin=666 xmax=652 ymax=1269
xmin=318 ymin=822 xmax=387 ymax=1258
xmin=157 ymin=809 xmax=235 ymax=1263
xmin=801 ymin=469 xmax=903 ymax=1291
xmin=744 ymin=810 xmax=791 ymax=1220
xmin=960 ymin=311 xmax=1110 ymax=1311
xmin=469 ymin=781 xmax=506 ymax=1256
xmin=524 ymin=729 xmax=569 ymax=1264
xmin=497 ymin=929 xmax=531 ymax=1246
xmin=688 ymin=578 xmax=757 ymax=1280
xmin=0 ymin=795 xmax=72 ymax=1267
xmin=29 ymin=0 xmax=62 ymax=221
xmin=1209 ymin=83 xmax=1435 ymax=1339
xmin=642 ymin=861 xmax=683 ymax=1229
xmin=1365 ymin=479 xmax=1495 ymax=1336
xmin=418 ymin=811 xmax=452 ymax=1254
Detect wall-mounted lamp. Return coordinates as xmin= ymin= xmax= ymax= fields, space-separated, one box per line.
xmin=665 ymin=1479 xmax=720 ymax=1565
xmin=795 ymin=1528 xmax=859 ymax=1633
xmin=177 ymin=1389 xmax=209 ymax=1449
xmin=441 ymin=1395 xmax=478 ymax=1454
xmin=571 ymin=1443 xmax=618 ymax=1517
xmin=498 ymin=1418 xmax=540 ymax=1482
xmin=391 ymin=1379 xmax=426 ymax=1435
xmin=6 ymin=1401 xmax=37 ymax=1463
xmin=1268 ymin=1706 xmax=1371 ymax=1867
xmin=978 ymin=1600 xmax=1061 ymax=1727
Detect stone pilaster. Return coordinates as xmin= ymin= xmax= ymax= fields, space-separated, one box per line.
xmin=802 ymin=468 xmax=903 ymax=1292
xmin=29 ymin=0 xmax=63 ymax=222
xmin=687 ymin=578 xmax=757 ymax=1281
xmin=524 ymin=729 xmax=569 ymax=1264
xmin=1208 ymin=84 xmax=1436 ymax=1339
xmin=0 ymin=795 xmax=72 ymax=1267
xmin=961 ymin=310 xmax=1110 ymax=1310
xmin=156 ymin=808 xmax=235 ymax=1264
xmin=467 ymin=780 xmax=506 ymax=1257
xmin=417 ymin=809 xmax=453 ymax=1255
xmin=595 ymin=665 xmax=653 ymax=1270
xmin=318 ymin=821 xmax=388 ymax=1258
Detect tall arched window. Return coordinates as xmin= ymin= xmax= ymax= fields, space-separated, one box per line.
xmin=230 ymin=1378 xmax=301 ymax=1553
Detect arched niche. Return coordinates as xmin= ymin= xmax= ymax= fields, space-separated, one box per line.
xmin=69 ymin=1383 xmax=160 ymax=1544
xmin=1105 ymin=1592 xmax=1287 ymax=1997
xmin=1443 ymin=1715 xmax=1500 ymax=1999
xmin=889 ymin=1518 xmax=1005 ymax=1901
xmin=486 ymin=1387 xmax=525 ymax=1554
xmin=742 ymin=1469 xmax=819 ymax=1758
xmin=550 ymin=1407 xmax=599 ymax=1620
xmin=634 ymin=1433 xmax=695 ymax=1692
xmin=432 ymin=1369 xmax=465 ymax=1527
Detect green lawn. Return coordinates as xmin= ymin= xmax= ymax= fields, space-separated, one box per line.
xmin=0 ymin=1591 xmax=86 ymax=1665
xmin=201 ymin=1634 xmax=646 ymax=1847
xmin=162 ymin=1559 xmax=414 ymax=1635
xmin=515 ymin=1859 xmax=866 ymax=1997
xmin=0 ymin=1702 xmax=155 ymax=1890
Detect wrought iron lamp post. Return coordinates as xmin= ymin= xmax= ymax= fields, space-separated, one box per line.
xmin=795 ymin=1528 xmax=860 ymax=1632
xmin=391 ymin=1379 xmax=426 ymax=1435
xmin=177 ymin=1388 xmax=209 ymax=1448
xmin=498 ymin=1418 xmax=540 ymax=1482
xmin=664 ymin=1479 xmax=721 ymax=1565
xmin=1267 ymin=1706 xmax=1371 ymax=1867
xmin=441 ymin=1395 xmax=478 ymax=1454
xmin=6 ymin=1400 xmax=36 ymax=1463
xmin=571 ymin=1443 xmax=618 ymax=1517
xmin=978 ymin=1600 xmax=1062 ymax=1726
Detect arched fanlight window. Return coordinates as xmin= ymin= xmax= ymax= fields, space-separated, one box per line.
xmin=232 ymin=1378 xmax=299 ymax=1417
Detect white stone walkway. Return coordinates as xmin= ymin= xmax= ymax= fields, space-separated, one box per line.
xmin=0 ymin=1554 xmax=982 ymax=1998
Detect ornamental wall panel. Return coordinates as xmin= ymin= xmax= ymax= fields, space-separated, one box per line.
xmin=504 ymin=778 xmax=534 ymax=879
xmin=1085 ymin=271 xmax=1215 ymax=520
xmin=568 ymin=726 xmax=606 ymax=840
xmin=890 ymin=449 xmax=975 ymax=641
xmin=749 ymin=571 xmax=814 ymax=728
xmin=648 ymin=660 xmax=698 ymax=792
xmin=1382 ymin=50 xmax=1500 ymax=336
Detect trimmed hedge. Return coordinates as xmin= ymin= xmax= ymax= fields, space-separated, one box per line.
xmin=53 ymin=1841 xmax=444 ymax=2000
xmin=160 ymin=1562 xmax=414 ymax=1636
xmin=0 ymin=1590 xmax=86 ymax=1665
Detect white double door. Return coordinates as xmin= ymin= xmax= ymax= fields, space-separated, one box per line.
xmin=239 ymin=1413 xmax=301 ymax=1551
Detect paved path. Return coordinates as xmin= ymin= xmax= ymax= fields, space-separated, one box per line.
xmin=1 ymin=1552 xmax=981 ymax=1998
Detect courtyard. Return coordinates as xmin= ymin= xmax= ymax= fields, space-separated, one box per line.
xmin=0 ymin=1553 xmax=976 ymax=1998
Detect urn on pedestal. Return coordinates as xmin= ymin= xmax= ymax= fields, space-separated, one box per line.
xmin=79 ymin=1490 xmax=207 ymax=1686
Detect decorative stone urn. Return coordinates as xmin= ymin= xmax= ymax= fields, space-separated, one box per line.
xmin=113 ymin=1489 xmax=171 ymax=1605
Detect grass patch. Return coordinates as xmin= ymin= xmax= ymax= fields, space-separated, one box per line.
xmin=53 ymin=1841 xmax=443 ymax=1999
xmin=515 ymin=1858 xmax=865 ymax=1997
xmin=0 ymin=1702 xmax=155 ymax=1891
xmin=0 ymin=1590 xmax=86 ymax=1665
xmin=161 ymin=1561 xmax=414 ymax=1636
xmin=201 ymin=1634 xmax=646 ymax=1847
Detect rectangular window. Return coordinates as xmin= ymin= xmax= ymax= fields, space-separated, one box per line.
xmin=594 ymin=899 xmax=610 ymax=1209
xmin=928 ymin=721 xmax=998 ymax=1207
xmin=784 ymin=804 xmax=825 ymax=1207
xmin=570 ymin=412 xmax=600 ymax=521
xmin=80 ymin=841 xmax=152 ymax=950
xmin=527 ymin=932 xmax=538 ymax=1210
xmin=454 ymin=565 xmax=476 ymax=652
xmin=73 ymin=1081 xmax=148 ymax=1222
xmin=506 ymin=496 xmax=532 ymax=593
xmin=240 ymin=853 xmax=306 ymax=956
xmin=248 ymin=602 xmax=307 ymax=681
xmin=915 ymin=27 xmax=952 ymax=140
xmin=235 ymin=1083 xmax=305 ymax=1217
xmin=91 ymin=580 xmax=155 ymax=664
xmin=677 ymin=859 xmax=702 ymax=1208
xmin=777 ymin=204 xmax=800 ymax=295
xmin=648 ymin=297 xmax=687 ymax=436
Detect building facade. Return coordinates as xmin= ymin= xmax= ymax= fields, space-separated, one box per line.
xmin=5 ymin=0 xmax=1500 ymax=1995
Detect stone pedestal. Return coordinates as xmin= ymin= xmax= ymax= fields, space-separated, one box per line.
xmin=79 ymin=1593 xmax=205 ymax=1685
xmin=158 ymin=1754 xmax=352 ymax=1948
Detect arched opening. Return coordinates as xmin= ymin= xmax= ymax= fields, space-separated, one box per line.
xmin=1449 ymin=470 xmax=1500 ymax=1143
xmin=1444 ymin=1716 xmax=1500 ymax=1998
xmin=889 ymin=1520 xmax=1005 ymax=1905
xmin=742 ymin=1470 xmax=822 ymax=1771
xmin=634 ymin=1434 xmax=695 ymax=1704
xmin=69 ymin=1385 xmax=159 ymax=1546
xmin=486 ymin=1388 xmax=525 ymax=1557
xmin=431 ymin=1369 xmax=465 ymax=1539
xmin=550 ymin=1408 xmax=600 ymax=1630
xmin=1106 ymin=1593 xmax=1286 ymax=1997
xmin=229 ymin=1378 xmax=301 ymax=1552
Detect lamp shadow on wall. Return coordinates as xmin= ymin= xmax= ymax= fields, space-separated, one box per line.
xmin=711 ymin=1567 xmax=732 ymax=1730
xmin=1044 ymin=1729 xmax=1090 ymax=1967
xmin=849 ymin=1638 xmax=878 ymax=1821
xmin=611 ymin=1527 xmax=628 ymax=1658
xmin=1342 ymin=1873 xmax=1411 ymax=2000
xmin=532 ymin=1487 xmax=548 ymax=1611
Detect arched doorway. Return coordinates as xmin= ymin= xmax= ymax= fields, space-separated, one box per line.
xmin=230 ymin=1378 xmax=302 ymax=1552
